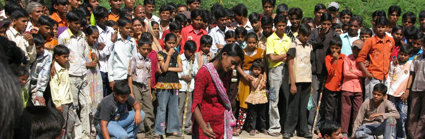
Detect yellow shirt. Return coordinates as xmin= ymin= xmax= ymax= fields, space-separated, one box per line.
xmin=266 ymin=32 xmax=292 ymax=68
xmin=49 ymin=62 xmax=72 ymax=107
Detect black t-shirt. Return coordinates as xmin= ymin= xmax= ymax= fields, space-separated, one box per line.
xmin=94 ymin=94 xmax=135 ymax=123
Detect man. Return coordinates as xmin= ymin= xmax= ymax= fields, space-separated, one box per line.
xmin=340 ymin=15 xmax=362 ymax=55
xmin=25 ymin=2 xmax=43 ymax=33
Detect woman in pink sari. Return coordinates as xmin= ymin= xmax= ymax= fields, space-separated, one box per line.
xmin=192 ymin=43 xmax=244 ymax=139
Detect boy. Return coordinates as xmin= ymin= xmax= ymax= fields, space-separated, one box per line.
xmin=385 ymin=45 xmax=412 ymax=139
xmin=58 ymin=10 xmax=92 ymax=138
xmin=406 ymin=37 xmax=425 ymax=138
xmin=287 ymin=8 xmax=303 ymax=41
xmin=340 ymin=15 xmax=362 ymax=56
xmin=37 ymin=16 xmax=57 ymax=52
xmin=232 ymin=4 xmax=252 ymax=31
xmin=387 ymin=6 xmax=401 ymax=32
xmin=178 ymin=40 xmax=199 ymax=135
xmin=6 ymin=9 xmax=36 ymax=65
xmin=177 ymin=4 xmax=188 ymax=14
xmin=159 ymin=4 xmax=173 ymax=39
xmin=258 ymin=15 xmax=273 ymax=50
xmin=186 ymin=0 xmax=200 ymax=11
xmin=327 ymin=2 xmax=340 ymax=24
xmin=339 ymin=9 xmax=352 ymax=24
xmin=357 ymin=16 xmax=395 ymax=100
xmin=180 ymin=9 xmax=208 ymax=54
xmin=360 ymin=28 xmax=373 ymax=42
xmin=319 ymin=120 xmax=344 ymax=139
xmin=420 ymin=10 xmax=425 ymax=34
xmin=284 ymin=24 xmax=313 ymax=138
xmin=266 ymin=14 xmax=291 ymax=136
xmin=323 ymin=36 xmax=346 ymax=122
xmin=108 ymin=17 xmax=137 ymax=89
xmin=124 ymin=0 xmax=135 ymax=9
xmin=402 ymin=12 xmax=416 ymax=28
xmin=353 ymin=83 xmax=399 ymax=139
xmin=261 ymin=0 xmax=276 ymax=19
xmin=16 ymin=66 xmax=30 ymax=107
xmin=128 ymin=38 xmax=154 ymax=138
xmin=50 ymin=0 xmax=69 ymax=35
xmin=144 ymin=0 xmax=160 ymax=24
xmin=408 ymin=31 xmax=423 ymax=60
xmin=235 ymin=27 xmax=247 ymax=48
xmin=196 ymin=35 xmax=212 ymax=67
xmin=95 ymin=80 xmax=145 ymax=139
xmin=30 ymin=34 xmax=52 ymax=106
xmin=248 ymin=12 xmax=262 ymax=38
xmin=313 ymin=4 xmax=326 ymax=28
xmin=26 ymin=105 xmax=65 ymax=139
xmin=209 ymin=7 xmax=229 ymax=55
xmin=340 ymin=40 xmax=365 ymax=137
xmin=49 ymin=45 xmax=77 ymax=139
xmin=108 ymin=0 xmax=122 ymax=22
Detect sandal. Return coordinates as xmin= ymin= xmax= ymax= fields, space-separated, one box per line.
xmin=269 ymin=132 xmax=281 ymax=137
xmin=249 ymin=130 xmax=256 ymax=136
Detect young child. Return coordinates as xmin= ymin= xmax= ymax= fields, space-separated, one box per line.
xmin=17 ymin=66 xmax=30 ymax=107
xmin=284 ymin=24 xmax=313 ymax=138
xmin=196 ymin=35 xmax=213 ymax=67
xmin=37 ymin=16 xmax=56 ymax=52
xmin=406 ymin=37 xmax=425 ymax=138
xmin=248 ymin=12 xmax=262 ymax=38
xmin=385 ymin=45 xmax=412 ymax=139
xmin=154 ymin=33 xmax=182 ymax=138
xmin=94 ymin=80 xmax=145 ymax=139
xmin=357 ymin=16 xmax=395 ymax=100
xmin=128 ymin=38 xmax=155 ymax=138
xmin=178 ymin=40 xmax=199 ymax=135
xmin=235 ymin=27 xmax=247 ymax=48
xmin=49 ymin=45 xmax=76 ymax=138
xmin=258 ymin=15 xmax=274 ymax=50
xmin=225 ymin=30 xmax=237 ymax=45
xmin=340 ymin=40 xmax=365 ymax=137
xmin=353 ymin=83 xmax=399 ymax=138
xmin=390 ymin=25 xmax=404 ymax=61
xmin=234 ymin=32 xmax=265 ymax=136
xmin=180 ymin=9 xmax=208 ymax=54
xmin=30 ymin=34 xmax=52 ymax=106
xmin=359 ymin=28 xmax=373 ymax=42
xmin=319 ymin=120 xmax=344 ymax=139
xmin=323 ymin=36 xmax=346 ymax=122
xmin=106 ymin=20 xmax=118 ymax=33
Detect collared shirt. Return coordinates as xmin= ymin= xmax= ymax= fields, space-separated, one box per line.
xmin=385 ymin=60 xmax=412 ymax=97
xmin=287 ymin=38 xmax=313 ymax=83
xmin=178 ymin=53 xmax=199 ymax=92
xmin=285 ymin=27 xmax=298 ymax=42
xmin=58 ymin=28 xmax=88 ymax=76
xmin=325 ymin=53 xmax=346 ymax=91
xmin=238 ymin=20 xmax=253 ymax=31
xmin=6 ymin=27 xmax=37 ymax=64
xmin=353 ymin=99 xmax=400 ymax=134
xmin=144 ymin=15 xmax=160 ymax=25
xmin=158 ymin=19 xmax=169 ymax=39
xmin=340 ymin=33 xmax=359 ymax=55
xmin=108 ymin=34 xmax=137 ymax=82
xmin=410 ymin=54 xmax=425 ymax=92
xmin=180 ymin=25 xmax=208 ymax=54
xmin=266 ymin=32 xmax=292 ymax=68
xmin=209 ymin=26 xmax=228 ymax=54
xmin=357 ymin=35 xmax=395 ymax=81
xmin=342 ymin=55 xmax=365 ymax=92
xmin=30 ymin=50 xmax=52 ymax=96
xmin=25 ymin=21 xmax=39 ymax=34
xmin=50 ymin=12 xmax=68 ymax=35
xmin=128 ymin=53 xmax=151 ymax=88
xmin=97 ymin=25 xmax=115 ymax=72
xmin=44 ymin=38 xmax=58 ymax=52
xmin=108 ymin=10 xmax=120 ymax=22
xmin=50 ymin=62 xmax=73 ymax=107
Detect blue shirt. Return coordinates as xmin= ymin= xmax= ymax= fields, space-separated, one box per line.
xmin=340 ymin=33 xmax=359 ymax=56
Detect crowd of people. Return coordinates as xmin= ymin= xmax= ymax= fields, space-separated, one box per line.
xmin=1 ymin=0 xmax=425 ymax=139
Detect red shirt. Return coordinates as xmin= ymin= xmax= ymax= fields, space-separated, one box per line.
xmin=180 ymin=25 xmax=208 ymax=54
xmin=325 ymin=53 xmax=346 ymax=91
xmin=192 ymin=67 xmax=231 ymax=139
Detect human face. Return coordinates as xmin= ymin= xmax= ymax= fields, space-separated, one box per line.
xmin=52 ymin=24 xmax=58 ymax=38
xmin=201 ymin=44 xmax=211 ymax=54
xmin=133 ymin=6 xmax=146 ymax=20
xmin=39 ymin=25 xmax=51 ymax=38
xmin=18 ymin=75 xmax=29 ymax=87
xmin=351 ymin=47 xmax=360 ymax=58
xmin=314 ymin=9 xmax=326 ymax=21
xmin=220 ymin=54 xmax=241 ymax=72
xmin=335 ymin=27 xmax=342 ymax=35
xmin=124 ymin=0 xmax=135 ymax=8
xmin=252 ymin=67 xmax=262 ymax=77
xmin=152 ymin=24 xmax=160 ymax=38
xmin=330 ymin=45 xmax=341 ymax=55
xmin=234 ymin=15 xmax=243 ymax=24
xmin=132 ymin=20 xmax=143 ymax=35
xmin=165 ymin=37 xmax=176 ymax=50
xmin=13 ymin=17 xmax=29 ymax=32
xmin=192 ymin=16 xmax=204 ymax=30
xmin=340 ymin=14 xmax=351 ymax=24
xmin=160 ymin=11 xmax=171 ymax=21
xmin=144 ymin=4 xmax=155 ymax=14
xmin=216 ymin=17 xmax=227 ymax=30
xmin=69 ymin=0 xmax=82 ymax=9
xmin=0 ymin=27 xmax=7 ymax=37
xmin=189 ymin=1 xmax=200 ymax=10
xmin=262 ymin=3 xmax=274 ymax=16
xmin=348 ymin=21 xmax=361 ymax=37
xmin=55 ymin=54 xmax=69 ymax=67
xmin=236 ymin=34 xmax=245 ymax=44
xmin=177 ymin=6 xmax=187 ymax=14
xmin=113 ymin=93 xmax=129 ymax=104
xmin=321 ymin=20 xmax=332 ymax=33
xmin=411 ymin=39 xmax=422 ymax=54
xmin=30 ymin=6 xmax=43 ymax=22
xmin=68 ymin=20 xmax=81 ymax=34
xmin=251 ymin=21 xmax=261 ymax=32
xmin=374 ymin=24 xmax=387 ymax=38
xmin=225 ymin=38 xmax=236 ymax=44
xmin=398 ymin=51 xmax=410 ymax=63
xmin=324 ymin=128 xmax=344 ymax=139
xmin=262 ymin=24 xmax=273 ymax=37
xmin=184 ymin=50 xmax=195 ymax=60
xmin=289 ymin=15 xmax=301 ymax=29
xmin=299 ymin=33 xmax=310 ymax=44
xmin=109 ymin=0 xmax=122 ymax=10
xmin=372 ymin=91 xmax=385 ymax=104
xmin=391 ymin=29 xmax=403 ymax=42
xmin=402 ymin=18 xmax=414 ymax=27
xmin=246 ymin=37 xmax=257 ymax=51
xmin=226 ymin=16 xmax=233 ymax=27
xmin=87 ymin=32 xmax=99 ymax=46
xmin=119 ymin=23 xmax=132 ymax=38
xmin=275 ymin=22 xmax=287 ymax=36
xmin=388 ymin=12 xmax=399 ymax=24
xmin=36 ymin=45 xmax=44 ymax=56
xmin=139 ymin=44 xmax=152 ymax=57
xmin=89 ymin=0 xmax=99 ymax=9
xmin=360 ymin=34 xmax=371 ymax=42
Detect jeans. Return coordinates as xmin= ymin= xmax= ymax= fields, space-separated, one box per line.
xmin=96 ymin=110 xmax=145 ymax=139
xmin=355 ymin=117 xmax=397 ymax=139
xmin=267 ymin=64 xmax=286 ymax=134
xmin=388 ymin=96 xmax=408 ymax=138
xmin=154 ymin=89 xmax=180 ymax=135
xmin=100 ymin=72 xmax=112 ymax=97
xmin=364 ymin=77 xmax=382 ymax=100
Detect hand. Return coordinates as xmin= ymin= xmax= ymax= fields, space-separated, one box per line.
xmin=176 ymin=33 xmax=182 ymax=44
xmin=245 ymin=75 xmax=254 ymax=82
xmin=109 ymin=81 xmax=115 ymax=91
xmin=364 ymin=60 xmax=370 ymax=67
xmin=134 ymin=111 xmax=142 ymax=126
xmin=168 ymin=48 xmax=175 ymax=56
xmin=98 ymin=43 xmax=106 ymax=50
xmin=182 ymin=75 xmax=192 ymax=82
xmin=365 ymin=72 xmax=373 ymax=78
xmin=333 ymin=52 xmax=339 ymax=60
xmin=400 ymin=90 xmax=409 ymax=102
xmin=392 ymin=58 xmax=399 ymax=65
xmin=24 ymin=33 xmax=34 ymax=45
xmin=282 ymin=53 xmax=287 ymax=62
xmin=111 ymin=32 xmax=117 ymax=43
xmin=50 ymin=61 xmax=56 ymax=77
xmin=369 ymin=113 xmax=382 ymax=120
xmin=33 ymin=96 xmax=46 ymax=106
xmin=201 ymin=124 xmax=216 ymax=138
xmin=290 ymin=84 xmax=297 ymax=95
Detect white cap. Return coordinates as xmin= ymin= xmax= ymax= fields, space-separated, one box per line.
xmin=328 ymin=2 xmax=340 ymax=10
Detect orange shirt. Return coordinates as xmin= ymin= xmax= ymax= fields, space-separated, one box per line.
xmin=356 ymin=35 xmax=395 ymax=81
xmin=44 ymin=38 xmax=58 ymax=51
xmin=108 ymin=12 xmax=120 ymax=22
xmin=50 ymin=12 xmax=67 ymax=27
xmin=242 ymin=48 xmax=264 ymax=70
xmin=325 ymin=54 xmax=346 ymax=92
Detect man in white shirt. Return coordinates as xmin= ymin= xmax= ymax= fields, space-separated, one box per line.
xmin=209 ymin=7 xmax=228 ymax=56
xmin=25 ymin=2 xmax=43 ymax=33
xmin=144 ymin=0 xmax=160 ymax=25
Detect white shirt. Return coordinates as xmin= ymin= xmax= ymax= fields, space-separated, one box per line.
xmin=144 ymin=15 xmax=160 ymax=25
xmin=238 ymin=20 xmax=253 ymax=31
xmin=26 ymin=21 xmax=34 ymax=32
xmin=209 ymin=26 xmax=228 ymax=55
xmin=96 ymin=25 xmax=115 ymax=72
xmin=58 ymin=29 xmax=88 ymax=76
xmin=107 ymin=34 xmax=137 ymax=82
xmin=178 ymin=53 xmax=199 ymax=92
xmin=6 ymin=27 xmax=37 ymax=64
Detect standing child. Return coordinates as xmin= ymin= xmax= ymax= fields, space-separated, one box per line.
xmin=128 ymin=38 xmax=155 ymax=138
xmin=50 ymin=0 xmax=69 ymax=35
xmin=154 ymin=33 xmax=183 ymax=138
xmin=17 ymin=66 xmax=30 ymax=107
xmin=225 ymin=30 xmax=237 ymax=45
xmin=359 ymin=28 xmax=373 ymax=43
xmin=235 ymin=27 xmax=247 ymax=48
xmin=258 ymin=15 xmax=274 ymax=50
xmin=30 ymin=34 xmax=52 ymax=106
xmin=385 ymin=45 xmax=412 ymax=139
xmin=340 ymin=40 xmax=365 ymax=137
xmin=234 ymin=32 xmax=265 ymax=136
xmin=196 ymin=35 xmax=212 ymax=67
xmin=390 ymin=25 xmax=404 ymax=61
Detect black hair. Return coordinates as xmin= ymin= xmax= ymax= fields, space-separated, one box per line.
xmin=201 ymin=10 xmax=211 ymax=23
xmin=388 ymin=5 xmax=401 ymax=17
xmin=350 ymin=15 xmax=363 ymax=25
xmin=186 ymin=0 xmax=201 ymax=5
xmin=232 ymin=4 xmax=248 ymax=17
xmin=392 ymin=25 xmax=403 ymax=34
xmin=372 ymin=10 xmax=386 ymax=19
xmin=319 ymin=120 xmax=341 ymax=137
xmin=141 ymin=32 xmax=153 ymax=41
xmin=332 ymin=23 xmax=342 ymax=29
xmin=5 ymin=1 xmax=22 ymax=16
xmin=250 ymin=58 xmax=264 ymax=72
xmin=53 ymin=44 xmax=70 ymax=56
xmin=11 ymin=9 xmax=29 ymax=20
xmin=420 ymin=10 xmax=425 ymax=19
xmin=38 ymin=16 xmax=54 ymax=26
xmin=210 ymin=4 xmax=223 ymax=19
xmin=235 ymin=27 xmax=247 ymax=37
xmin=411 ymin=30 xmax=423 ymax=40
xmin=340 ymin=9 xmax=353 ymax=18
xmin=159 ymin=3 xmax=173 ymax=13
xmin=0 ymin=37 xmax=27 ymax=66
xmin=314 ymin=3 xmax=326 ymax=12
xmin=373 ymin=83 xmax=387 ymax=95
xmin=94 ymin=6 xmax=109 ymax=20
xmin=106 ymin=20 xmax=117 ymax=27
xmin=117 ymin=17 xmax=132 ymax=27
xmin=75 ymin=6 xmax=90 ymax=17
xmin=211 ymin=43 xmax=244 ymax=62
xmin=143 ymin=0 xmax=155 ymax=5
xmin=150 ymin=21 xmax=159 ymax=27
xmin=276 ymin=4 xmax=289 ymax=15
xmin=13 ymin=65 xmax=29 ymax=77
xmin=84 ymin=26 xmax=99 ymax=36
xmin=26 ymin=106 xmax=64 ymax=139
xmin=288 ymin=7 xmax=303 ymax=19
xmin=132 ymin=18 xmax=145 ymax=27
xmin=0 ymin=19 xmax=11 ymax=29
xmin=120 ymin=8 xmax=132 ymax=19
xmin=261 ymin=15 xmax=273 ymax=27
xmin=301 ymin=17 xmax=314 ymax=24
xmin=329 ymin=35 xmax=342 ymax=47
xmin=214 ymin=7 xmax=226 ymax=20
xmin=225 ymin=8 xmax=234 ymax=18
xmin=33 ymin=34 xmax=45 ymax=46
xmin=248 ymin=12 xmax=260 ymax=24
xmin=177 ymin=4 xmax=187 ymax=9
xmin=246 ymin=32 xmax=258 ymax=41
xmin=184 ymin=40 xmax=197 ymax=52
xmin=200 ymin=35 xmax=213 ymax=46
xmin=299 ymin=24 xmax=312 ymax=36
xmin=225 ymin=30 xmax=236 ymax=40
xmin=262 ymin=0 xmax=276 ymax=6
xmin=66 ymin=10 xmax=81 ymax=22
xmin=113 ymin=80 xmax=131 ymax=95
xmin=360 ymin=28 xmax=373 ymax=36
xmin=138 ymin=37 xmax=152 ymax=46
xmin=399 ymin=44 xmax=413 ymax=56
xmin=48 ymin=18 xmax=58 ymax=26
xmin=274 ymin=14 xmax=288 ymax=25
xmin=174 ymin=14 xmax=188 ymax=26
xmin=164 ymin=33 xmax=177 ymax=42
xmin=169 ymin=21 xmax=182 ymax=32
xmin=375 ymin=16 xmax=389 ymax=26
xmin=402 ymin=12 xmax=416 ymax=24
xmin=52 ymin=0 xmax=69 ymax=5
xmin=191 ymin=9 xmax=204 ymax=21
xmin=320 ymin=13 xmax=333 ymax=23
